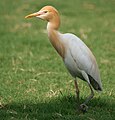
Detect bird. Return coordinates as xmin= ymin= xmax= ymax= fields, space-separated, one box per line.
xmin=25 ymin=6 xmax=102 ymax=112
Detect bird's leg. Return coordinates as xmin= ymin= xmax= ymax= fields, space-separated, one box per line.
xmin=74 ymin=80 xmax=80 ymax=105
xmin=83 ymin=83 xmax=94 ymax=105
xmin=79 ymin=71 xmax=94 ymax=113
xmin=79 ymin=83 xmax=94 ymax=113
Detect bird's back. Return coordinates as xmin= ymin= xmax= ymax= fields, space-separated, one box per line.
xmin=60 ymin=33 xmax=102 ymax=91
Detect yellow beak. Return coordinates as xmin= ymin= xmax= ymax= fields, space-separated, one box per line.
xmin=25 ymin=12 xmax=40 ymax=18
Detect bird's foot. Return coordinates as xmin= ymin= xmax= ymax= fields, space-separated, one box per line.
xmin=79 ymin=103 xmax=88 ymax=113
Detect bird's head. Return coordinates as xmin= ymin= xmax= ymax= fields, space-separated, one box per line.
xmin=25 ymin=6 xmax=59 ymax=22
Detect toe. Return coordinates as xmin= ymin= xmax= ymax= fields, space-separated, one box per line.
xmin=79 ymin=104 xmax=88 ymax=113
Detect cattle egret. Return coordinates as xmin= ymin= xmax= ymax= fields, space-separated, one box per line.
xmin=25 ymin=6 xmax=102 ymax=112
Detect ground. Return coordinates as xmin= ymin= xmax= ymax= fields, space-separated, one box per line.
xmin=0 ymin=0 xmax=115 ymax=120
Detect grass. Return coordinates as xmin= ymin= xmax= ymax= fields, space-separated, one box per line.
xmin=0 ymin=0 xmax=115 ymax=119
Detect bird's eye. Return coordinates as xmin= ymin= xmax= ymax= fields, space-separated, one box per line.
xmin=44 ymin=11 xmax=48 ymax=13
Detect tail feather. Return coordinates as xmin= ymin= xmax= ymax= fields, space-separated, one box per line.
xmin=88 ymin=75 xmax=103 ymax=91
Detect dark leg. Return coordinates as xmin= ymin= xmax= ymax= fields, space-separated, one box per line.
xmin=80 ymin=83 xmax=94 ymax=113
xmin=80 ymin=71 xmax=94 ymax=113
xmin=74 ymin=80 xmax=80 ymax=104
xmin=83 ymin=83 xmax=94 ymax=105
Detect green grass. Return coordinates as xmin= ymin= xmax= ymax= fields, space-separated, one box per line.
xmin=0 ymin=0 xmax=115 ymax=119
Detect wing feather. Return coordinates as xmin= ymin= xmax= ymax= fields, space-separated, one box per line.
xmin=61 ymin=33 xmax=102 ymax=90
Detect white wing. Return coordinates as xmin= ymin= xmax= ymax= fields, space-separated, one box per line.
xmin=60 ymin=33 xmax=102 ymax=90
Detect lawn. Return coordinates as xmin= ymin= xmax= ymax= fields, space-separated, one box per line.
xmin=0 ymin=0 xmax=115 ymax=120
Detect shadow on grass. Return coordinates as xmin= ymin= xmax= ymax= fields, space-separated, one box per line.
xmin=0 ymin=96 xmax=114 ymax=120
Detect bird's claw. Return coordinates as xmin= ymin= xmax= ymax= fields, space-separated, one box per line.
xmin=79 ymin=104 xmax=88 ymax=113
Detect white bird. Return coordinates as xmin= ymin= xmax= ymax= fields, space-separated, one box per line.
xmin=25 ymin=6 xmax=102 ymax=112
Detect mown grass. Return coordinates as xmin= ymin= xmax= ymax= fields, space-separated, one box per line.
xmin=0 ymin=0 xmax=115 ymax=120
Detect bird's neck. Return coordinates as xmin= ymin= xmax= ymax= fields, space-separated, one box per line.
xmin=47 ymin=16 xmax=65 ymax=59
xmin=47 ymin=13 xmax=60 ymax=30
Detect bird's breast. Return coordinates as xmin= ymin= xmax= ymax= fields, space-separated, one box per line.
xmin=64 ymin=50 xmax=84 ymax=79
